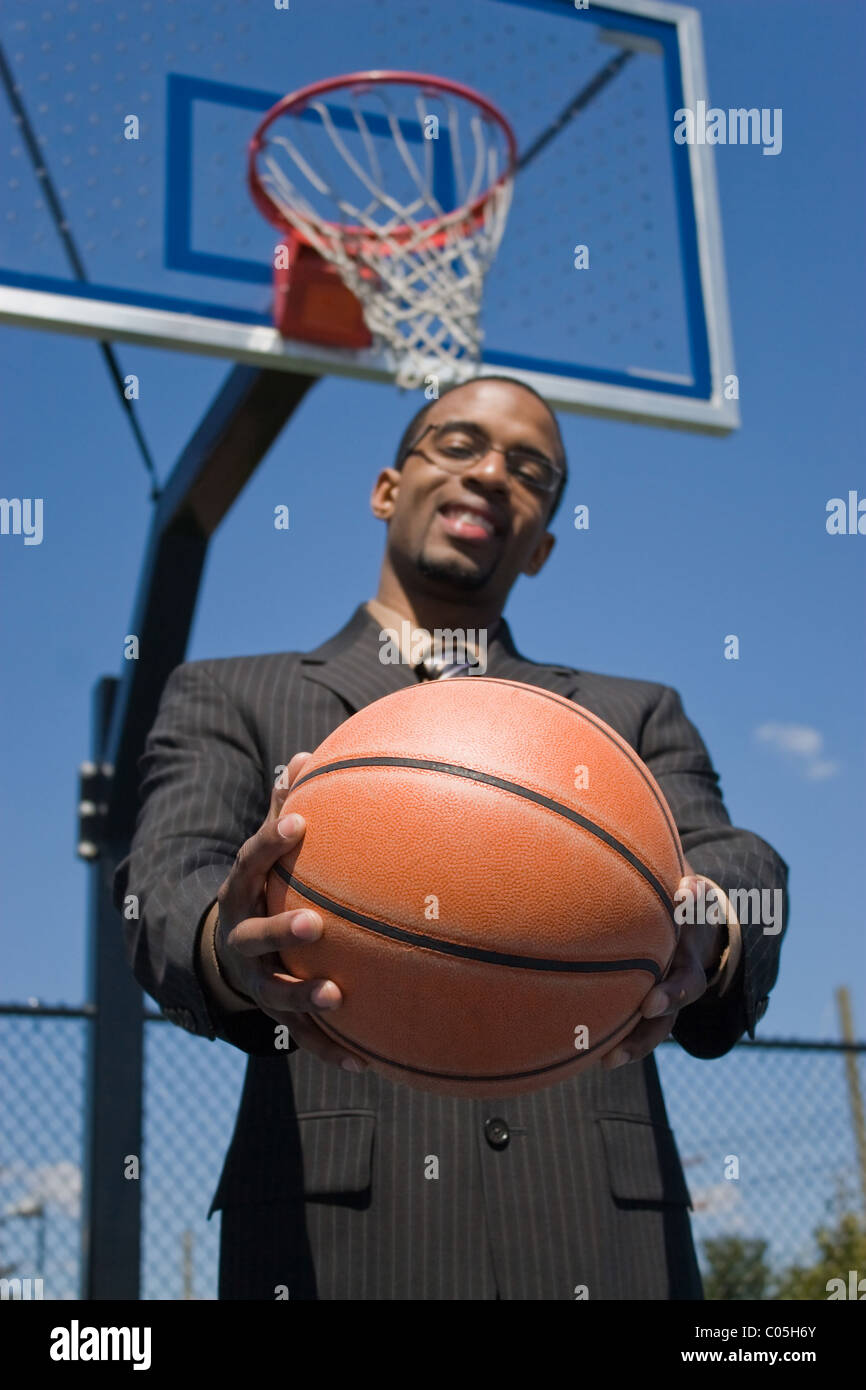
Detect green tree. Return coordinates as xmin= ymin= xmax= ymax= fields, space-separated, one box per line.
xmin=702 ymin=1235 xmax=774 ymax=1300
xmin=773 ymin=1211 xmax=866 ymax=1301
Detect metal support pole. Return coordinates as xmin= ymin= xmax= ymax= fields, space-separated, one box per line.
xmin=81 ymin=677 xmax=142 ymax=1299
xmin=836 ymin=987 xmax=866 ymax=1220
xmin=80 ymin=365 xmax=316 ymax=1299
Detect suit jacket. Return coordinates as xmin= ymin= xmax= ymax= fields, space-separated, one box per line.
xmin=114 ymin=604 xmax=789 ymax=1300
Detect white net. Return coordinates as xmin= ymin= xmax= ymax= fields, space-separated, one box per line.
xmin=254 ymin=79 xmax=515 ymax=388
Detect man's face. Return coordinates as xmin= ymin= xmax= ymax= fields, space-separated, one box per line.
xmin=373 ymin=380 xmax=561 ymax=603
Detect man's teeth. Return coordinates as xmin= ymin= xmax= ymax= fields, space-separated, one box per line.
xmin=450 ymin=509 xmax=494 ymax=534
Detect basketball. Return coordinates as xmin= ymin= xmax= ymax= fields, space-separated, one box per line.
xmin=267 ymin=677 xmax=683 ymax=1097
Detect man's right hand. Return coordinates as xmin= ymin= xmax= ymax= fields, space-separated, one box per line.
xmin=210 ymin=751 xmax=367 ymax=1073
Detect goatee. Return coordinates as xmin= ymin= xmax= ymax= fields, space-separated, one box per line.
xmin=416 ymin=551 xmax=493 ymax=591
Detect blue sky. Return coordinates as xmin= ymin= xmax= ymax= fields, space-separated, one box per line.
xmin=1 ymin=0 xmax=864 ymax=1051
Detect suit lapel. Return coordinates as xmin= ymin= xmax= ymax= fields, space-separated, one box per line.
xmin=300 ymin=605 xmax=419 ymax=713
xmin=302 ymin=604 xmax=583 ymax=714
xmin=483 ymin=615 xmax=582 ymax=702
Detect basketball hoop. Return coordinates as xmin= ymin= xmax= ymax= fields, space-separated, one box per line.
xmin=248 ymin=71 xmax=518 ymax=389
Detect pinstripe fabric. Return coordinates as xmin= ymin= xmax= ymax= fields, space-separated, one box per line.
xmin=114 ymin=603 xmax=788 ymax=1300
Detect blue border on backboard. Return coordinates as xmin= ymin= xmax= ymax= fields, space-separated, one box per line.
xmin=164 ymin=75 xmax=459 ymax=287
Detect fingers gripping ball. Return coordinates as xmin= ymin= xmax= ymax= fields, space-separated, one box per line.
xmin=266 ymin=679 xmax=682 ymax=1097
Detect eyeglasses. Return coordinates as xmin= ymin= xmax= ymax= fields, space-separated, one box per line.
xmin=400 ymin=421 xmax=564 ymax=496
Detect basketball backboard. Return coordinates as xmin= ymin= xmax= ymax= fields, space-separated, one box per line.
xmin=0 ymin=0 xmax=738 ymax=432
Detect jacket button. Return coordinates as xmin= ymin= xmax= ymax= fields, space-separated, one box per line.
xmin=484 ymin=1117 xmax=510 ymax=1150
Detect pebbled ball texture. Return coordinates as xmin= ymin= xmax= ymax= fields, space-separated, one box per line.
xmin=266 ymin=677 xmax=683 ymax=1097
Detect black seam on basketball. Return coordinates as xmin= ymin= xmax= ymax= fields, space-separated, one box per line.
xmin=312 ymin=1006 xmax=644 ymax=1083
xmin=290 ymin=755 xmax=674 ymax=916
xmin=274 ymin=864 xmax=664 ymax=978
xmin=473 ymin=679 xmax=684 ymax=874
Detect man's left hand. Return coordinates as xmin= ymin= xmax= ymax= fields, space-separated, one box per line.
xmin=599 ymin=868 xmax=728 ymax=1071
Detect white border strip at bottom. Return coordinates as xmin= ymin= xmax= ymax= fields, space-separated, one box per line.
xmin=0 ymin=285 xmax=740 ymax=435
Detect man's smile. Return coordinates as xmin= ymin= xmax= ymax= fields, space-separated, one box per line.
xmin=435 ymin=499 xmax=506 ymax=544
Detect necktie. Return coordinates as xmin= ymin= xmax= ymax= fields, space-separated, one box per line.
xmin=416 ymin=645 xmax=477 ymax=681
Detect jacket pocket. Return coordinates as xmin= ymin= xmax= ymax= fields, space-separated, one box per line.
xmin=296 ymin=1109 xmax=376 ymax=1198
xmin=209 ymin=1108 xmax=376 ymax=1214
xmin=596 ymin=1116 xmax=692 ymax=1208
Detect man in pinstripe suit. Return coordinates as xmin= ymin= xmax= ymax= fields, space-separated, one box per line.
xmin=114 ymin=376 xmax=788 ymax=1300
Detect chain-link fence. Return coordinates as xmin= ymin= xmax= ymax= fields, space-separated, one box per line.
xmin=1 ymin=1005 xmax=863 ymax=1300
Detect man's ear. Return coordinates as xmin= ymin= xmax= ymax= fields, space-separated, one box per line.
xmin=370 ymin=468 xmax=401 ymax=522
xmin=522 ymin=530 xmax=556 ymax=577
